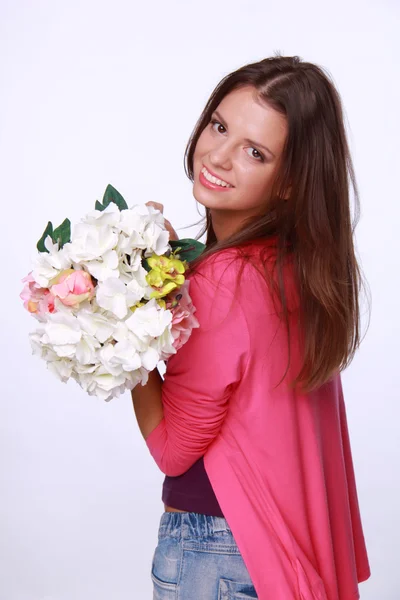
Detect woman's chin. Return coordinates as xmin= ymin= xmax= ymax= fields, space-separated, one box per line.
xmin=192 ymin=187 xmax=210 ymax=209
xmin=193 ymin=184 xmax=223 ymax=210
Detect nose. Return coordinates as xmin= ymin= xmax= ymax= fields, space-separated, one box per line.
xmin=208 ymin=138 xmax=234 ymax=171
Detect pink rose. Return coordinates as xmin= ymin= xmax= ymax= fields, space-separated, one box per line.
xmin=38 ymin=292 xmax=56 ymax=315
xmin=166 ymin=280 xmax=200 ymax=351
xmin=20 ymin=272 xmax=56 ymax=319
xmin=50 ymin=269 xmax=95 ymax=307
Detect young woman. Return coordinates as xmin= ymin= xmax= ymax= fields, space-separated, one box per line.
xmin=131 ymin=54 xmax=372 ymax=600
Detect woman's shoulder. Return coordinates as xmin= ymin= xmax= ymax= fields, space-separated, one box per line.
xmin=188 ymin=239 xmax=280 ymax=280
xmin=187 ymin=240 xmax=299 ymax=314
xmin=189 ymin=246 xmax=244 ymax=281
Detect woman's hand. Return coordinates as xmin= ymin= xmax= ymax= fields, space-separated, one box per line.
xmin=145 ymin=201 xmax=179 ymax=241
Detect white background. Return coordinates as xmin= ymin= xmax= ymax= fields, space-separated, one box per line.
xmin=1 ymin=1 xmax=398 ymax=598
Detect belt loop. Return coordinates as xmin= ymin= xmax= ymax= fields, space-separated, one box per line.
xmin=212 ymin=515 xmax=231 ymax=533
xmin=181 ymin=512 xmax=188 ymax=541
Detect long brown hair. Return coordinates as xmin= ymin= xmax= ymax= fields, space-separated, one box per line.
xmin=182 ymin=53 xmax=371 ymax=394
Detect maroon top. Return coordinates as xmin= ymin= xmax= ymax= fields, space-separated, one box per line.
xmin=162 ymin=456 xmax=225 ymax=517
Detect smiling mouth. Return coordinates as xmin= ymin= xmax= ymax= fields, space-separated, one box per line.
xmin=201 ymin=165 xmax=233 ymax=188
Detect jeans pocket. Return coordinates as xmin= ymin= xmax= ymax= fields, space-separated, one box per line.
xmin=151 ymin=537 xmax=180 ymax=599
xmin=218 ymin=577 xmax=258 ymax=599
xmin=151 ymin=572 xmax=177 ymax=600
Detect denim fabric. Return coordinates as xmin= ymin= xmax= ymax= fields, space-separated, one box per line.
xmin=151 ymin=511 xmax=258 ymax=599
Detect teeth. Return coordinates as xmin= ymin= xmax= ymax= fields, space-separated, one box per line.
xmin=202 ymin=167 xmax=232 ymax=187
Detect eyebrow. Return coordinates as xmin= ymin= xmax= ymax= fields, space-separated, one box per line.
xmin=212 ymin=110 xmax=276 ymax=159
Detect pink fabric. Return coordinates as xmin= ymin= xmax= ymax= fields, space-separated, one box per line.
xmin=145 ymin=241 xmax=371 ymax=600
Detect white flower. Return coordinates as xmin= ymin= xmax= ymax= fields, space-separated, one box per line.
xmin=120 ymin=204 xmax=165 ymax=232
xmin=119 ymin=260 xmax=153 ymax=298
xmin=99 ymin=340 xmax=142 ymax=373
xmin=97 ymin=344 xmax=124 ymax=376
xmin=125 ymin=298 xmax=172 ymax=341
xmin=67 ymin=222 xmax=118 ymax=263
xmin=31 ymin=236 xmax=72 ymax=287
xmin=112 ymin=321 xmax=147 ymax=354
xmin=152 ymin=325 xmax=177 ymax=361
xmin=113 ymin=340 xmax=143 ymax=371
xmin=118 ymin=248 xmax=143 ymax=283
xmin=127 ymin=249 xmax=144 ymax=272
xmin=47 ymin=357 xmax=74 ymax=382
xmin=83 ymin=202 xmax=121 ymax=227
xmin=119 ymin=209 xmax=147 ymax=238
xmin=30 ymin=328 xmax=75 ymax=382
xmin=84 ymin=249 xmax=119 ymax=281
xmin=143 ymin=222 xmax=170 ymax=257
xmin=98 ymin=340 xmax=157 ymax=380
xmin=99 ymin=365 xmax=151 ymax=401
xmin=74 ymin=362 xmax=98 ymax=376
xmin=96 ymin=277 xmax=142 ymax=319
xmin=90 ymin=365 xmax=127 ymax=393
xmin=40 ymin=312 xmax=82 ymax=357
xmin=76 ymin=307 xmax=116 ymax=343
xmin=117 ymin=230 xmax=147 ymax=254
xmin=126 ymin=277 xmax=147 ymax=304
xmin=119 ymin=205 xmax=170 ymax=257
xmin=75 ymin=332 xmax=101 ymax=364
xmin=112 ymin=320 xmax=134 ymax=341
xmin=76 ymin=368 xmax=125 ymax=401
xmin=123 ymin=368 xmax=149 ymax=390
xmin=29 ymin=327 xmax=47 ymax=358
xmin=139 ymin=346 xmax=160 ymax=371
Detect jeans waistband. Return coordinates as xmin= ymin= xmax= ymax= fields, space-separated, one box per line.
xmin=158 ymin=511 xmax=232 ymax=540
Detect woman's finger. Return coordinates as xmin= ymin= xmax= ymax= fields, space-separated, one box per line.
xmin=164 ymin=219 xmax=179 ymax=241
xmin=146 ymin=201 xmax=164 ymax=213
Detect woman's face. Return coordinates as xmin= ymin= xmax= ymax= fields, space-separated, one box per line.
xmin=192 ymin=85 xmax=288 ymax=241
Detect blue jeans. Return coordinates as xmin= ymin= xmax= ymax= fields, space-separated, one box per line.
xmin=151 ymin=511 xmax=258 ymax=599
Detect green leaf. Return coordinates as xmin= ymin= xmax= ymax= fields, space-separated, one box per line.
xmin=141 ymin=257 xmax=152 ymax=272
xmin=52 ymin=218 xmax=71 ymax=249
xmin=37 ymin=221 xmax=54 ymax=253
xmin=169 ymin=238 xmax=205 ymax=263
xmin=95 ymin=200 xmax=106 ymax=211
xmin=102 ymin=183 xmax=128 ymax=211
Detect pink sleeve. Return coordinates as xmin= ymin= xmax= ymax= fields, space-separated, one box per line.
xmin=145 ymin=253 xmax=250 ymax=476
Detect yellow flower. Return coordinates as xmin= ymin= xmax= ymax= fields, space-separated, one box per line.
xmin=156 ymin=298 xmax=167 ymax=309
xmin=145 ymin=253 xmax=186 ymax=299
xmin=149 ymin=279 xmax=179 ymax=299
xmin=147 ymin=254 xmax=186 ymax=281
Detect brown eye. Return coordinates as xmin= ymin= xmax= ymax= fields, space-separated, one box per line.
xmin=246 ymin=147 xmax=264 ymax=162
xmin=210 ymin=119 xmax=225 ymax=133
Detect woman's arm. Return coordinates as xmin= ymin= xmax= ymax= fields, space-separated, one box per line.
xmin=131 ymin=368 xmax=164 ymax=440
xmin=139 ymin=254 xmax=250 ymax=477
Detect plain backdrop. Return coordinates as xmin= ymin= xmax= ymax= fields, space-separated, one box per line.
xmin=1 ymin=1 xmax=399 ymax=599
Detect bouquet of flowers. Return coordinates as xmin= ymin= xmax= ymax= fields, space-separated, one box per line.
xmin=20 ymin=184 xmax=204 ymax=401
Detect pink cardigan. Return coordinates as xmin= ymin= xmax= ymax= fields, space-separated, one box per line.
xmin=145 ymin=241 xmax=371 ymax=600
